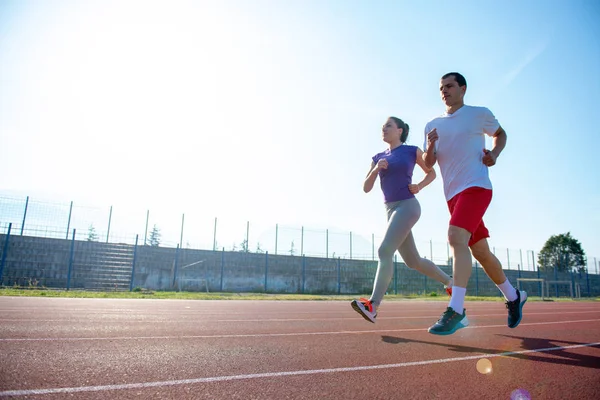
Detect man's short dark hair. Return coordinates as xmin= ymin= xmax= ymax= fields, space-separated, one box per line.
xmin=442 ymin=72 xmax=467 ymax=88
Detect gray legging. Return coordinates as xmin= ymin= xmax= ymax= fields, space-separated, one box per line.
xmin=370 ymin=197 xmax=450 ymax=306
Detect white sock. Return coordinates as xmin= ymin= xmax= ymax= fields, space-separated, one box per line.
xmin=448 ymin=286 xmax=466 ymax=314
xmin=497 ymin=279 xmax=518 ymax=302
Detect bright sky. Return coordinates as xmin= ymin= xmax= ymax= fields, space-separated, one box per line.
xmin=1 ymin=0 xmax=599 ymax=266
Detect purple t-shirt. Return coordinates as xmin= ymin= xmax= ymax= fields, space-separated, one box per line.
xmin=372 ymin=145 xmax=417 ymax=203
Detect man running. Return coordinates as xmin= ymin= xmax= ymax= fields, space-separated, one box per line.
xmin=423 ymin=72 xmax=527 ymax=335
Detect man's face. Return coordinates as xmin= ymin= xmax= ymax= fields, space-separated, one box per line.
xmin=439 ymin=76 xmax=466 ymax=107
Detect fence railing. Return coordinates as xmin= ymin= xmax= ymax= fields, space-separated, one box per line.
xmin=1 ymin=195 xmax=598 ymax=274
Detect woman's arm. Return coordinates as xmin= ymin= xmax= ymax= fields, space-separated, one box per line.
xmin=409 ymin=148 xmax=436 ymax=194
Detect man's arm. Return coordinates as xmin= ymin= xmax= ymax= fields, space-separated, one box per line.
xmin=491 ymin=127 xmax=507 ymax=157
xmin=483 ymin=127 xmax=507 ymax=166
xmin=423 ymin=128 xmax=438 ymax=168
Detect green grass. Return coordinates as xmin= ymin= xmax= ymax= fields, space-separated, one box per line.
xmin=1 ymin=288 xmax=597 ymax=302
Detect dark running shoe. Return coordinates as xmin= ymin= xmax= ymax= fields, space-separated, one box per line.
xmin=506 ymin=289 xmax=527 ymax=328
xmin=428 ymin=307 xmax=469 ymax=335
xmin=351 ymin=298 xmax=377 ymax=323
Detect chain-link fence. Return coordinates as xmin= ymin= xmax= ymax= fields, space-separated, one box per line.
xmin=1 ymin=195 xmax=598 ymax=297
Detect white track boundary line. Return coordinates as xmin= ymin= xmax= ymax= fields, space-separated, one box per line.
xmin=2 ymin=310 xmax=600 ymax=323
xmin=1 ymin=342 xmax=599 ymax=397
xmin=1 ymin=318 xmax=599 ymax=342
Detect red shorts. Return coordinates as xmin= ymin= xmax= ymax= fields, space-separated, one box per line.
xmin=447 ymin=187 xmax=492 ymax=247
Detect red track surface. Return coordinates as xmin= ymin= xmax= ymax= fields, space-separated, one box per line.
xmin=0 ymin=297 xmax=599 ymax=399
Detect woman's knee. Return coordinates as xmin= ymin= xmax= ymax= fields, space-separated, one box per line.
xmin=378 ymin=243 xmax=396 ymax=260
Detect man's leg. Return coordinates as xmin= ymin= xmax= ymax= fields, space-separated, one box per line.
xmin=470 ymin=238 xmax=514 ymax=293
xmin=447 ymin=225 xmax=472 ymax=311
xmin=427 ymin=224 xmax=471 ymax=335
xmin=428 ymin=187 xmax=492 ymax=335
xmin=470 ymin=237 xmax=527 ymax=328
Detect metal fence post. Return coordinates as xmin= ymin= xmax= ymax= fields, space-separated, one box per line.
xmin=21 ymin=196 xmax=29 ymax=236
xmin=301 ymin=227 xmax=304 ymax=256
xmin=172 ymin=244 xmax=180 ymax=289
xmin=213 ymin=217 xmax=217 ymax=251
xmin=534 ymin=251 xmax=541 ymax=296
xmin=326 ymin=229 xmax=329 ymax=259
xmin=372 ymin=233 xmax=375 ymax=261
xmin=144 ymin=210 xmax=149 ymax=246
xmin=518 ymin=249 xmax=523 ymax=278
xmin=349 ymin=231 xmax=353 ymax=260
xmin=66 ymin=229 xmax=76 ymax=290
xmin=429 ymin=240 xmax=433 ymax=262
xmin=220 ymin=247 xmax=224 ymax=291
xmin=106 ymin=206 xmax=113 ymax=243
xmin=586 ymin=267 xmax=590 ymax=297
xmin=66 ymin=201 xmax=73 ymax=239
xmin=179 ymin=214 xmax=185 ymax=249
xmin=264 ymin=251 xmax=269 ymax=292
xmin=302 ymin=254 xmax=306 ymax=294
xmin=337 ymin=257 xmax=341 ymax=294
xmin=275 ymin=224 xmax=278 ymax=255
xmin=129 ymin=235 xmax=139 ymax=291
xmin=554 ymin=255 xmax=560 ymax=297
xmin=0 ymin=223 xmax=12 ymax=284
xmin=245 ymin=221 xmax=249 ymax=252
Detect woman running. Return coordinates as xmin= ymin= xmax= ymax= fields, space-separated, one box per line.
xmin=351 ymin=116 xmax=452 ymax=323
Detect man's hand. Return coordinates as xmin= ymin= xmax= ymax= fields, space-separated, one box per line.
xmin=427 ymin=128 xmax=439 ymax=150
xmin=482 ymin=149 xmax=497 ymax=166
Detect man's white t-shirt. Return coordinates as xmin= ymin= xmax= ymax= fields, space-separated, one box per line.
xmin=423 ymin=105 xmax=500 ymax=201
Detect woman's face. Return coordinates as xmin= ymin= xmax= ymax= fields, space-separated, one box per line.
xmin=382 ymin=118 xmax=401 ymax=144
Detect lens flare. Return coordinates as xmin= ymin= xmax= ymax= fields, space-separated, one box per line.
xmin=476 ymin=358 xmax=493 ymax=374
xmin=510 ymin=388 xmax=532 ymax=400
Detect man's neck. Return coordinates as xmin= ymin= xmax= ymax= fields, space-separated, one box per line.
xmin=446 ymin=103 xmax=465 ymax=115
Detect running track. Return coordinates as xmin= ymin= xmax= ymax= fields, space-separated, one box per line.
xmin=0 ymin=297 xmax=599 ymax=399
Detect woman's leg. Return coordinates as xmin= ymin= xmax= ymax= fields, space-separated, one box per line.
xmin=398 ymin=231 xmax=451 ymax=286
xmin=369 ymin=198 xmax=421 ymax=307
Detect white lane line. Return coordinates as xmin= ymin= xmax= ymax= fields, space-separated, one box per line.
xmin=1 ymin=318 xmax=599 ymax=342
xmin=2 ymin=310 xmax=600 ymax=323
xmin=1 ymin=342 xmax=599 ymax=397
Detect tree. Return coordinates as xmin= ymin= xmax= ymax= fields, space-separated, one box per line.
xmin=87 ymin=224 xmax=98 ymax=242
xmin=538 ymin=232 xmax=586 ymax=273
xmin=148 ymin=225 xmax=161 ymax=247
xmin=255 ymin=242 xmax=264 ymax=253
xmin=289 ymin=240 xmax=296 ymax=256
xmin=239 ymin=239 xmax=249 ymax=252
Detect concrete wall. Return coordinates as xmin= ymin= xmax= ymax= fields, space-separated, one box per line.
xmin=1 ymin=234 xmax=599 ymax=297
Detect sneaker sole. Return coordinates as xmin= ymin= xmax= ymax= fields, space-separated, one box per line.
xmin=351 ymin=300 xmax=376 ymax=323
xmin=428 ymin=316 xmax=469 ymax=336
xmin=509 ymin=292 xmax=527 ymax=329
